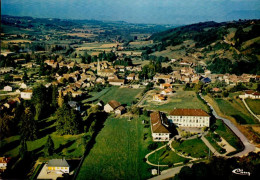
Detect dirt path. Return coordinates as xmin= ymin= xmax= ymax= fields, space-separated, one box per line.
xmin=242 ymin=98 xmax=260 ymax=122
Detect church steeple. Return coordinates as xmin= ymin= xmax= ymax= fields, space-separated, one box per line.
xmin=97 ymin=59 xmax=101 ymax=72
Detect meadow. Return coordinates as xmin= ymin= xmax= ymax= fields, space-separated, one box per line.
xmin=77 ymin=116 xmax=153 ymax=180
xmin=0 ymin=116 xmax=85 ymax=158
xmin=98 ymin=86 xmax=143 ymax=106
xmin=245 ymin=99 xmax=260 ymax=115
xmin=171 ymin=138 xmax=209 ymax=158
xmin=214 ymin=96 xmax=257 ymax=124
xmin=141 ymin=90 xmax=209 ymax=113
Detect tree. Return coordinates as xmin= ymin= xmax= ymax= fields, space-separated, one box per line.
xmin=51 ymin=85 xmax=58 ymax=108
xmin=23 ymin=71 xmax=29 ymax=82
xmin=58 ymin=91 xmax=64 ymax=107
xmin=56 ymin=104 xmax=80 ymax=135
xmin=19 ymin=140 xmax=28 ymax=159
xmin=19 ymin=107 xmax=38 ymax=141
xmin=44 ymin=135 xmax=55 ymax=156
xmin=0 ymin=113 xmax=14 ymax=139
xmin=4 ymin=74 xmax=13 ymax=82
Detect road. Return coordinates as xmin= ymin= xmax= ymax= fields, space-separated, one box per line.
xmin=199 ymin=94 xmax=256 ymax=157
xmin=148 ymin=164 xmax=192 ymax=180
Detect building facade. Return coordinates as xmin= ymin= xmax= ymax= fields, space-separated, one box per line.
xmin=167 ymin=109 xmax=210 ymax=127
xmin=150 ymin=111 xmax=171 ymax=141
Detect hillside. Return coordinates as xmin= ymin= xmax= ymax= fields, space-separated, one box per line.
xmin=148 ymin=20 xmax=260 ymax=75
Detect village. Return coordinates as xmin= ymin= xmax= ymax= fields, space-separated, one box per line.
xmin=1 ymin=15 xmax=260 ymax=180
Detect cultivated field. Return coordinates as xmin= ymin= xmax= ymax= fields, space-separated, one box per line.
xmin=77 ymin=116 xmax=153 ymax=180
xmin=141 ymin=90 xmax=209 ymax=113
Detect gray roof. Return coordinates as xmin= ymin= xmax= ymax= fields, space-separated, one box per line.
xmin=68 ymin=101 xmax=78 ymax=108
xmin=47 ymin=159 xmax=69 ymax=167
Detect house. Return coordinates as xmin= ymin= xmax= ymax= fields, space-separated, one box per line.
xmin=46 ymin=159 xmax=69 ymax=174
xmin=160 ymin=83 xmax=172 ymax=89
xmin=0 ymin=157 xmax=10 ymax=172
xmin=167 ymin=109 xmax=210 ymax=127
xmin=212 ymin=88 xmax=221 ymax=93
xmin=240 ymin=90 xmax=260 ymax=99
xmin=108 ymin=79 xmax=125 ymax=86
xmin=104 ymin=100 xmax=125 ymax=115
xmin=153 ymin=94 xmax=166 ymax=102
xmin=3 ymin=86 xmax=12 ymax=92
xmin=21 ymin=90 xmax=33 ymax=100
xmin=201 ymin=77 xmax=211 ymax=84
xmin=160 ymin=88 xmax=173 ymax=95
xmin=68 ymin=101 xmax=80 ymax=111
xmin=97 ymin=69 xmax=115 ymax=77
xmin=150 ymin=111 xmax=171 ymax=141
xmin=127 ymin=73 xmax=135 ymax=81
xmin=154 ymin=74 xmax=173 ymax=83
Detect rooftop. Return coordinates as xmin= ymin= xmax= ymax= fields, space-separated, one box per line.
xmin=47 ymin=159 xmax=69 ymax=167
xmin=150 ymin=112 xmax=170 ymax=134
xmin=169 ymin=109 xmax=210 ymax=117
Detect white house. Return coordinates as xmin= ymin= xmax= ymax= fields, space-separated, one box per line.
xmin=160 ymin=88 xmax=173 ymax=96
xmin=150 ymin=111 xmax=171 ymax=141
xmin=3 ymin=86 xmax=12 ymax=92
xmin=108 ymin=79 xmax=125 ymax=86
xmin=21 ymin=90 xmax=33 ymax=100
xmin=153 ymin=94 xmax=166 ymax=102
xmin=167 ymin=109 xmax=210 ymax=127
xmin=46 ymin=159 xmax=69 ymax=174
xmin=240 ymin=90 xmax=260 ymax=99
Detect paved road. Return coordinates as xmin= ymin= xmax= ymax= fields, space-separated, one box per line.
xmin=148 ymin=164 xmax=192 ymax=180
xmin=199 ymin=94 xmax=256 ymax=157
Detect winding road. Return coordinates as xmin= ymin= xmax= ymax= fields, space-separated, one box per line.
xmin=199 ymin=94 xmax=256 ymax=157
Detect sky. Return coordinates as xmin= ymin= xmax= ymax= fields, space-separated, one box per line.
xmin=2 ymin=0 xmax=260 ymax=24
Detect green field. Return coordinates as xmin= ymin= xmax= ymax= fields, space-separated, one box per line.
xmin=215 ymin=97 xmax=257 ymax=124
xmin=171 ymin=138 xmax=209 ymax=158
xmin=245 ymin=99 xmax=260 ymax=115
xmin=99 ymin=86 xmax=143 ymax=106
xmin=81 ymin=88 xmax=110 ymax=104
xmin=0 ymin=116 xmax=85 ymax=158
xmin=148 ymin=146 xmax=188 ymax=166
xmin=142 ymin=91 xmax=209 ymax=113
xmin=215 ymin=120 xmax=244 ymax=152
xmin=77 ymin=116 xmax=153 ymax=180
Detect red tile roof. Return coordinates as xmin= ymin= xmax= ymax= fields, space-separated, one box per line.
xmin=169 ymin=109 xmax=210 ymax=117
xmin=150 ymin=112 xmax=170 ymax=133
xmin=108 ymin=100 xmax=121 ymax=110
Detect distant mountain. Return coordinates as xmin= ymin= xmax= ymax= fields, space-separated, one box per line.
xmin=148 ymin=20 xmax=260 ymax=75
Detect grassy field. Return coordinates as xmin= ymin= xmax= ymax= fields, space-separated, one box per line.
xmin=245 ymin=99 xmax=260 ymax=115
xmin=171 ymin=138 xmax=209 ymax=158
xmin=81 ymin=88 xmax=111 ymax=104
xmin=214 ymin=97 xmax=257 ymax=124
xmin=148 ymin=146 xmax=188 ymax=166
xmin=215 ymin=119 xmax=244 ymax=152
xmin=0 ymin=116 xmax=85 ymax=158
xmin=142 ymin=91 xmax=209 ymax=113
xmin=99 ymin=86 xmax=143 ymax=106
xmin=77 ymin=116 xmax=153 ymax=180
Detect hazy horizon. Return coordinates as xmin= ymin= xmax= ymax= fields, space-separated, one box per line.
xmin=2 ymin=0 xmax=260 ymax=25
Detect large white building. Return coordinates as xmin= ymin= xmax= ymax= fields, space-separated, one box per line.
xmin=167 ymin=109 xmax=210 ymax=127
xmin=150 ymin=111 xmax=171 ymax=141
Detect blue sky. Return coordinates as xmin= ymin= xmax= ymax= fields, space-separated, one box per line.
xmin=2 ymin=0 xmax=260 ymax=24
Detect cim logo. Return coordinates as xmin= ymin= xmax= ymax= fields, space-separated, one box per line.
xmin=232 ymin=168 xmax=250 ymax=176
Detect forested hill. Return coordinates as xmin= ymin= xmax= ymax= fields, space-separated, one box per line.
xmin=148 ymin=20 xmax=260 ymax=75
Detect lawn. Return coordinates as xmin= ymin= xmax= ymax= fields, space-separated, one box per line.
xmin=99 ymin=86 xmax=143 ymax=106
xmin=245 ymin=99 xmax=260 ymax=115
xmin=204 ymin=133 xmax=225 ymax=154
xmin=215 ymin=119 xmax=244 ymax=152
xmin=142 ymin=91 xmax=209 ymax=113
xmin=0 ymin=116 xmax=85 ymax=158
xmin=215 ymin=97 xmax=257 ymax=124
xmin=77 ymin=116 xmax=153 ymax=180
xmin=171 ymin=138 xmax=209 ymax=158
xmin=148 ymin=146 xmax=189 ymax=166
